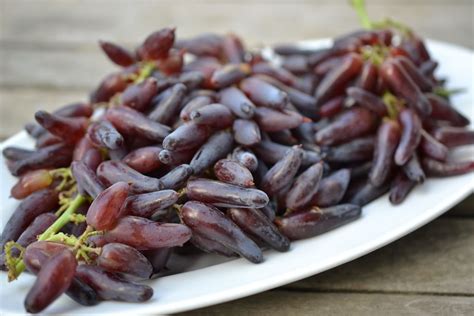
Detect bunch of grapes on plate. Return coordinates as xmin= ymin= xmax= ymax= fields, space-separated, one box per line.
xmin=1 ymin=0 xmax=473 ymax=313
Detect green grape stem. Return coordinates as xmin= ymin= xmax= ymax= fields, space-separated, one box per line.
xmin=350 ymin=0 xmax=373 ymax=29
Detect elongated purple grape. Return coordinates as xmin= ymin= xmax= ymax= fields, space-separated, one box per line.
xmin=10 ymin=169 xmax=53 ymax=199
xmin=233 ymin=119 xmax=261 ymax=146
xmin=124 ymin=190 xmax=178 ymax=218
xmin=252 ymin=62 xmax=300 ymax=87
xmin=87 ymin=120 xmax=124 ymax=150
xmin=23 ymin=241 xmax=70 ymax=274
xmin=91 ymin=71 xmax=130 ymax=103
xmin=186 ymin=178 xmax=268 ymax=208
xmin=122 ymin=146 xmax=162 ymax=174
xmin=395 ymin=56 xmax=433 ymax=92
xmin=426 ymin=93 xmax=470 ymax=126
xmin=229 ymin=207 xmax=290 ymax=252
xmin=175 ymin=33 xmax=222 ymax=57
xmin=71 ymin=161 xmax=105 ymax=198
xmin=281 ymin=55 xmax=308 ymax=74
xmin=346 ymin=87 xmax=387 ymax=117
xmin=99 ymin=40 xmax=135 ymax=67
xmin=348 ymin=180 xmax=390 ymax=206
xmin=218 ymin=87 xmax=256 ymax=119
xmin=162 ymin=122 xmax=210 ymax=151
xmin=261 ymin=146 xmax=303 ymax=195
xmin=0 ymin=189 xmax=58 ymax=249
xmin=232 ymin=147 xmax=258 ymax=172
xmin=122 ymin=78 xmax=158 ymax=112
xmin=432 ymin=126 xmax=474 ymax=148
xmin=86 ymin=181 xmax=128 ymax=230
xmin=350 ymin=161 xmax=372 ymax=179
xmin=420 ymin=130 xmax=449 ymax=161
xmin=190 ymin=233 xmax=237 ymax=257
xmin=24 ymin=249 xmax=77 ymax=313
xmin=10 ymin=143 xmax=74 ymax=176
xmin=394 ymin=108 xmax=422 ymax=165
xmin=380 ymin=58 xmax=431 ymax=117
xmin=369 ymin=120 xmax=401 ymax=187
xmin=421 ymin=157 xmax=474 ymax=177
xmin=240 ymin=77 xmax=289 ymax=109
xmin=66 ymin=277 xmax=100 ymax=306
xmin=159 ymin=164 xmax=193 ymax=190
xmin=357 ymin=61 xmax=378 ymax=92
xmin=191 ymin=103 xmax=234 ymax=128
xmin=221 ymin=33 xmax=245 ymax=63
xmin=97 ymin=243 xmax=152 ymax=279
xmin=159 ymin=148 xmax=195 ymax=166
xmin=402 ymin=154 xmax=426 ymax=183
xmin=254 ymin=107 xmax=305 ymax=132
xmin=285 ymin=162 xmax=324 ymax=211
xmin=140 ymin=28 xmax=175 ymax=59
xmin=35 ymin=111 xmax=88 ymax=144
xmin=181 ymin=201 xmax=263 ymax=263
xmin=324 ymin=136 xmax=374 ymax=163
xmin=97 ymin=160 xmax=162 ymax=193
xmin=190 ymin=129 xmax=234 ymax=175
xmin=275 ymin=204 xmax=361 ymax=240
xmin=103 ymin=216 xmax=191 ymax=249
xmin=210 ymin=63 xmax=251 ymax=89
xmin=180 ymin=95 xmax=213 ymax=121
xmin=106 ymin=106 xmax=171 ymax=142
xmin=214 ymin=159 xmax=254 ymax=187
xmin=142 ymin=248 xmax=172 ymax=274
xmin=2 ymin=146 xmax=34 ymax=161
xmin=75 ymin=265 xmax=153 ymax=302
xmin=389 ymin=171 xmax=417 ymax=205
xmin=315 ymin=107 xmax=378 ymax=146
xmin=314 ymin=53 xmax=363 ymax=105
xmin=252 ymin=139 xmax=322 ymax=166
xmin=148 ymin=83 xmax=187 ymax=125
xmin=312 ymin=169 xmax=351 ymax=207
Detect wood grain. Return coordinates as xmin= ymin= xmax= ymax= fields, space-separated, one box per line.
xmin=181 ymin=291 xmax=474 ymax=316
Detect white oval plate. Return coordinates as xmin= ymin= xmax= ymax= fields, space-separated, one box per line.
xmin=1 ymin=39 xmax=473 ymax=315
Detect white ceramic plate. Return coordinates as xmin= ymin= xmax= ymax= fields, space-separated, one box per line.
xmin=1 ymin=39 xmax=473 ymax=315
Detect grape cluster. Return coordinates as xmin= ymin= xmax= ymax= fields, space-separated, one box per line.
xmin=1 ymin=2 xmax=473 ymax=313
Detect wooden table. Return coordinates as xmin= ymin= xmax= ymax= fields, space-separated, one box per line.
xmin=1 ymin=1 xmax=473 ymax=314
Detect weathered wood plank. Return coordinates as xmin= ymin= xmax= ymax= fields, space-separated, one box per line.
xmin=181 ymin=291 xmax=474 ymax=316
xmin=283 ymin=218 xmax=474 ymax=294
xmin=1 ymin=0 xmax=473 ymax=49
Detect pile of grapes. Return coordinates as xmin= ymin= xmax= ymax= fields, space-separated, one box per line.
xmin=1 ymin=1 xmax=473 ymax=313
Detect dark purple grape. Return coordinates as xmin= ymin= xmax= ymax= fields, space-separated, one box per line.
xmin=218 ymin=87 xmax=256 ymax=119
xmin=227 ymin=207 xmax=290 ymax=252
xmin=190 ymin=233 xmax=237 ymax=257
xmin=66 ymin=277 xmax=100 ymax=306
xmin=432 ymin=126 xmax=474 ymax=148
xmin=97 ymin=161 xmax=162 ymax=193
xmin=160 ymin=164 xmax=194 ymax=190
xmin=24 ymin=249 xmax=77 ymax=313
xmin=162 ymin=122 xmax=210 ymax=151
xmin=402 ymin=154 xmax=425 ymax=183
xmin=312 ymin=169 xmax=351 ymax=207
xmin=232 ymin=147 xmax=258 ymax=172
xmin=285 ymin=162 xmax=324 ymax=211
xmin=97 ymin=243 xmax=152 ymax=279
xmin=2 ymin=146 xmax=34 ymax=161
xmin=122 ymin=146 xmax=162 ymax=174
xmin=71 ymin=161 xmax=105 ymax=198
xmin=180 ymin=95 xmax=213 ymax=121
xmin=124 ymin=190 xmax=178 ymax=218
xmin=420 ymin=130 xmax=449 ymax=161
xmin=394 ymin=108 xmax=422 ymax=165
xmin=156 ymin=48 xmax=185 ymax=75
xmin=261 ymin=146 xmax=303 ymax=195
xmin=158 ymin=148 xmax=195 ymax=166
xmin=233 ymin=119 xmax=261 ymax=146
xmin=252 ymin=62 xmax=300 ymax=88
xmin=369 ymin=119 xmax=401 ymax=187
xmin=86 ymin=182 xmax=129 ymax=230
xmin=23 ymin=241 xmax=70 ymax=274
xmin=254 ymin=107 xmax=305 ymax=132
xmin=75 ymin=265 xmax=153 ymax=302
xmin=148 ymin=83 xmax=187 ymax=125
xmin=106 ymin=106 xmax=171 ymax=142
xmin=252 ymin=139 xmax=322 ymax=166
xmin=186 ymin=178 xmax=269 ymax=208
xmin=346 ymin=87 xmax=387 ymax=117
xmin=426 ymin=93 xmax=470 ymax=126
xmin=141 ymin=28 xmax=175 ymax=60
xmin=10 ymin=143 xmax=74 ymax=176
xmin=268 ymin=129 xmax=298 ymax=146
xmin=190 ymin=130 xmax=234 ymax=175
xmin=240 ymin=77 xmax=289 ymax=110
xmin=395 ymin=56 xmax=433 ymax=92
xmin=348 ymin=180 xmax=390 ymax=206
xmin=87 ymin=120 xmax=124 ymax=150
xmin=90 ymin=71 xmax=130 ymax=103
xmin=175 ymin=33 xmax=223 ymax=57
xmin=142 ymin=248 xmax=172 ymax=274
xmin=214 ymin=159 xmax=254 ymax=187
xmin=99 ymin=40 xmax=136 ymax=67
xmin=356 ymin=61 xmax=378 ymax=92
xmin=421 ymin=157 xmax=474 ymax=177
xmin=0 ymin=189 xmax=58 ymax=249
xmin=35 ymin=111 xmax=87 ymax=144
xmin=275 ymin=204 xmax=361 ymax=240
xmin=222 ymin=33 xmax=245 ymax=64
xmin=210 ymin=63 xmax=251 ymax=89
xmin=181 ymin=201 xmax=263 ymax=263
xmin=323 ymin=136 xmax=374 ymax=163
xmin=315 ymin=107 xmax=378 ymax=146
xmin=103 ymin=216 xmax=191 ymax=249
xmin=191 ymin=103 xmax=234 ymax=128
xmin=318 ymin=96 xmax=344 ymax=118
xmin=281 ymin=55 xmax=309 ymax=75
xmin=389 ymin=171 xmax=417 ymax=205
